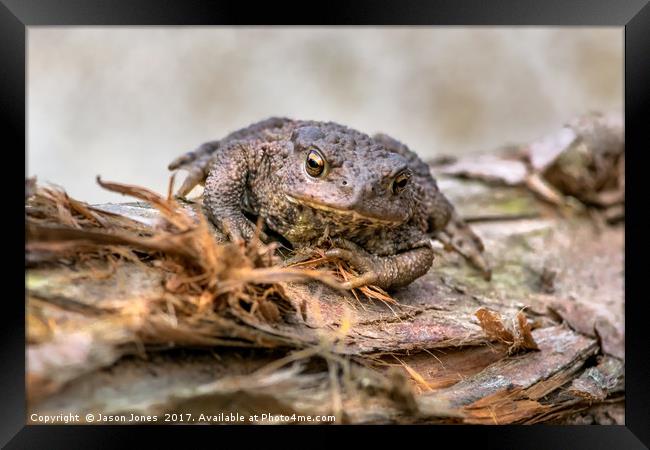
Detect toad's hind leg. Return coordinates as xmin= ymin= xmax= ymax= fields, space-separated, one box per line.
xmin=170 ymin=139 xmax=268 ymax=243
xmin=202 ymin=141 xmax=268 ymax=243
xmin=434 ymin=208 xmax=492 ymax=280
xmin=325 ymin=239 xmax=434 ymax=290
xmin=168 ymin=141 xmax=221 ymax=197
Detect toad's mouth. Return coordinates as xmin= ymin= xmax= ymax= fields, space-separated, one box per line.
xmin=284 ymin=194 xmax=406 ymax=224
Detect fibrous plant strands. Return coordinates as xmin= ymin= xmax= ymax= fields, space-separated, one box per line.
xmin=287 ymin=247 xmax=397 ymax=306
xmin=26 ymin=181 xmax=150 ymax=233
xmin=26 ymin=179 xmax=345 ymax=351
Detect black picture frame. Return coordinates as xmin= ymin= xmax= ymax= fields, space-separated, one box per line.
xmin=5 ymin=0 xmax=649 ymax=447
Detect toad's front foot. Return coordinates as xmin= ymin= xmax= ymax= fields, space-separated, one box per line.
xmin=325 ymin=239 xmax=434 ymax=290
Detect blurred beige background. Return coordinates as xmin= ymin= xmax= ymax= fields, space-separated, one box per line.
xmin=27 ymin=27 xmax=623 ymax=203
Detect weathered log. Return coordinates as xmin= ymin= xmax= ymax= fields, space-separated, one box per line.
xmin=25 ymin=114 xmax=624 ymax=424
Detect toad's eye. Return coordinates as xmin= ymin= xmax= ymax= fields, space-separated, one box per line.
xmin=305 ymin=148 xmax=326 ymax=177
xmin=392 ymin=170 xmax=411 ymax=194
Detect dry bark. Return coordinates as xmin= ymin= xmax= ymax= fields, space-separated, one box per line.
xmin=25 ymin=115 xmax=624 ymax=424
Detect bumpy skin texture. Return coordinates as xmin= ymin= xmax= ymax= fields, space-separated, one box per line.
xmin=168 ymin=118 xmax=488 ymax=290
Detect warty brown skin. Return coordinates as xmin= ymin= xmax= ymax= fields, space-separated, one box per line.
xmin=168 ymin=117 xmax=488 ymax=290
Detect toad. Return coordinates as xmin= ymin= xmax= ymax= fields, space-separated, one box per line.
xmin=168 ymin=118 xmax=489 ymax=290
